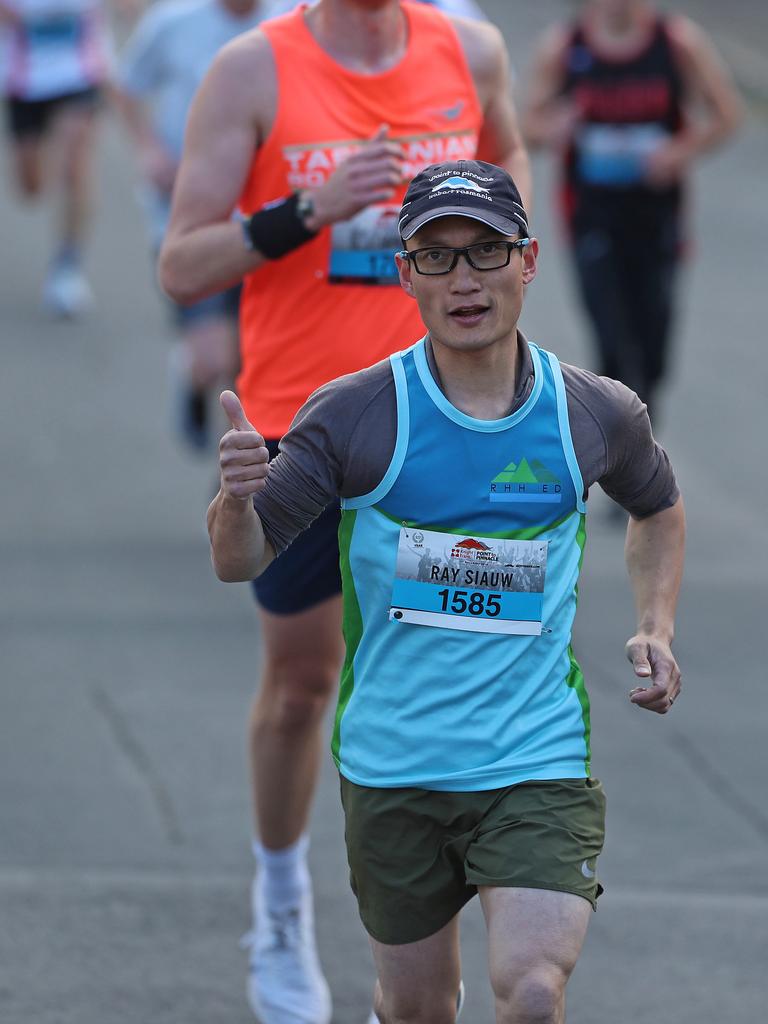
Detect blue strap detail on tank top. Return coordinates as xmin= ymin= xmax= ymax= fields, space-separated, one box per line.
xmin=341 ymin=347 xmax=412 ymax=511
xmin=413 ymin=337 xmax=544 ymax=432
xmin=546 ymin=349 xmax=587 ymax=514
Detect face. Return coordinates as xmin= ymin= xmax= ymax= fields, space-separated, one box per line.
xmin=395 ymin=216 xmax=538 ymax=354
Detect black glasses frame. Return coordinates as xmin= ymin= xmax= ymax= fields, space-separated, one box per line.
xmin=397 ymin=238 xmax=531 ymax=275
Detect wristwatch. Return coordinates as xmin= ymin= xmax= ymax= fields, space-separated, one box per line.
xmin=295 ymin=190 xmax=316 ymax=227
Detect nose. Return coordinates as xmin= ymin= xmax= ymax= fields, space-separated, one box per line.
xmin=449 ymin=252 xmax=482 ymax=291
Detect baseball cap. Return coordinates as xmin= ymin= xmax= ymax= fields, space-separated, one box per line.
xmin=398 ymin=160 xmax=529 ymax=241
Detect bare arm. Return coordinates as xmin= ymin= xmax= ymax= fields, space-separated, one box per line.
xmin=207 ymin=391 xmax=275 ymax=582
xmin=158 ymin=33 xmax=271 ymax=303
xmin=624 ymin=497 xmax=685 ymax=713
xmin=522 ymin=25 xmax=577 ymax=152
xmin=113 ymin=87 xmax=157 ymax=150
xmin=644 ymin=17 xmax=743 ymax=186
xmin=671 ymin=16 xmax=744 ymax=153
xmin=452 ymin=17 xmax=532 ymax=210
xmin=113 ymin=88 xmax=178 ymax=193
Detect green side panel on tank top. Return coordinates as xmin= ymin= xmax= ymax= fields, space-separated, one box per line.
xmin=566 ymin=513 xmax=591 ymax=772
xmin=332 ymin=509 xmax=363 ymax=765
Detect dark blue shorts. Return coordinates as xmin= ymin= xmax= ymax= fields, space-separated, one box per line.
xmin=251 ymin=440 xmax=342 ymax=615
xmin=173 ymin=283 xmax=241 ymax=330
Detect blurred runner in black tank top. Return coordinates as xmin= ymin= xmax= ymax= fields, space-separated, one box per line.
xmin=524 ymin=0 xmax=741 ymax=421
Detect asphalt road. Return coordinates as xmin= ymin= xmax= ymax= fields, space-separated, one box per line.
xmin=1 ymin=2 xmax=766 ymax=1022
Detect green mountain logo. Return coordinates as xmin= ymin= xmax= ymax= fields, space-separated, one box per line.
xmin=492 ymin=458 xmax=560 ymax=485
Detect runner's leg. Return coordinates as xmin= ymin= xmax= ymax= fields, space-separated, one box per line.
xmin=572 ymin=222 xmax=644 ymax=520
xmin=5 ymin=94 xmax=49 ymax=199
xmin=52 ymin=100 xmax=99 ymax=258
xmin=251 ymin=595 xmax=344 ymax=848
xmin=43 ymin=99 xmax=99 ymax=315
xmin=245 ymin=591 xmax=342 ymax=1023
xmin=12 ymin=134 xmax=46 ymax=198
xmin=571 ymin=225 xmax=643 ymax=394
xmin=185 ymin=314 xmax=239 ymax=392
xmin=175 ymin=311 xmax=239 ymax=449
xmin=621 ymin=214 xmax=681 ymax=422
xmin=369 ymin=916 xmax=462 ymax=1024
xmin=480 ymin=886 xmax=591 ymax=1024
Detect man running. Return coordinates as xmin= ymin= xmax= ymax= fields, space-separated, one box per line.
xmin=208 ymin=158 xmax=685 ymax=1023
xmin=117 ymin=0 xmax=272 ymax=450
xmin=160 ymin=2 xmax=529 ymax=1020
xmin=523 ymin=0 xmax=741 ymax=420
xmin=1 ymin=0 xmax=113 ymax=315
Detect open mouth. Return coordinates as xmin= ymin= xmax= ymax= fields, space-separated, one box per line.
xmin=448 ymin=304 xmax=490 ymax=326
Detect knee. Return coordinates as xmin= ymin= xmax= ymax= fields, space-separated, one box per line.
xmin=256 ymin=658 xmax=338 ymax=734
xmin=495 ymin=966 xmax=566 ymax=1024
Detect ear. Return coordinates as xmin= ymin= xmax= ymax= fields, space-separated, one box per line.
xmin=395 ymin=251 xmax=416 ymax=299
xmin=521 ymin=237 xmax=539 ymax=285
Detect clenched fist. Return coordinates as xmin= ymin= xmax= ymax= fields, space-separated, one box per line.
xmin=305 ymin=124 xmax=404 ymax=229
xmin=218 ymin=390 xmax=270 ymax=501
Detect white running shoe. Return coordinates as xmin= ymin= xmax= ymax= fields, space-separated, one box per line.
xmin=242 ymin=878 xmax=332 ymax=1024
xmin=42 ymin=261 xmax=93 ymax=318
xmin=366 ymin=979 xmax=465 ymax=1023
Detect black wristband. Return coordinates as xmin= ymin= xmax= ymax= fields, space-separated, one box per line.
xmin=243 ymin=193 xmax=318 ymax=259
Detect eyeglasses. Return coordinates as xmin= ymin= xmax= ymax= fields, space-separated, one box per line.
xmin=397 ymin=239 xmax=530 ymax=276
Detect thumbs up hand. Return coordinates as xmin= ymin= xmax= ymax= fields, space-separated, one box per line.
xmin=218 ymin=390 xmax=270 ymax=501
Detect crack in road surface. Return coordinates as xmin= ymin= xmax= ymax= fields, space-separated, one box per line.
xmin=665 ymin=727 xmax=768 ymax=842
xmin=90 ymin=685 xmax=184 ymax=846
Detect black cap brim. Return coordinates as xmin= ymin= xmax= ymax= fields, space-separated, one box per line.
xmin=400 ymin=207 xmax=526 ymax=241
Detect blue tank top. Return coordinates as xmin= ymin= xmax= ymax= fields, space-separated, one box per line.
xmin=333 ymin=337 xmax=592 ymax=790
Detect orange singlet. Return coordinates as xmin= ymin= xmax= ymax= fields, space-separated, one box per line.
xmin=238 ymin=1 xmax=483 ymax=438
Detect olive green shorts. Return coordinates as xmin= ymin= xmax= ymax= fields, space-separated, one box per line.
xmin=340 ymin=776 xmax=606 ymax=945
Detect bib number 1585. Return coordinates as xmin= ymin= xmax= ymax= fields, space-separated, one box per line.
xmin=437 ymin=589 xmax=501 ymax=617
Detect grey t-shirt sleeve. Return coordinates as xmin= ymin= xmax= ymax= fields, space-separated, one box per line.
xmin=252 ymin=360 xmax=396 ymax=555
xmin=561 ymin=362 xmax=679 ymax=517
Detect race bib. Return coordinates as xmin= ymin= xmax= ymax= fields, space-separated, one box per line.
xmin=390 ymin=527 xmax=548 ymax=636
xmin=24 ymin=14 xmax=81 ymax=49
xmin=577 ymin=124 xmax=668 ymax=186
xmin=328 ymin=203 xmax=400 ymax=284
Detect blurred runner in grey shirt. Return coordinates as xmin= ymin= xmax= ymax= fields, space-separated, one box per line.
xmin=117 ymin=0 xmax=273 ymax=450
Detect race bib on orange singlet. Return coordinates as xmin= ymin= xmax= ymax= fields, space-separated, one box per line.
xmin=328 ymin=202 xmax=401 ymax=284
xmin=283 ymin=131 xmax=478 ymax=286
xmin=389 ymin=526 xmax=548 ymax=636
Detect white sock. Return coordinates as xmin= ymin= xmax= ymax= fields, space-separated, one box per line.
xmin=253 ymin=834 xmax=311 ymax=910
